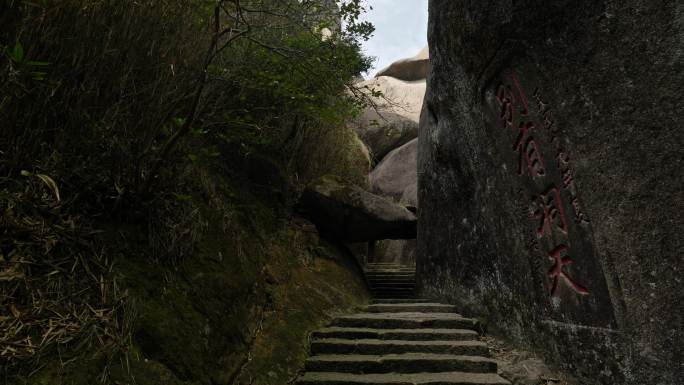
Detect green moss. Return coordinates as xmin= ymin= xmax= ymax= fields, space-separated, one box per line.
xmin=21 ymin=169 xmax=367 ymax=385
xmin=232 ymin=244 xmax=367 ymax=385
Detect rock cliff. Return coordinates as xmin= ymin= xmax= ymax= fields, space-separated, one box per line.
xmin=418 ymin=1 xmax=682 ymax=384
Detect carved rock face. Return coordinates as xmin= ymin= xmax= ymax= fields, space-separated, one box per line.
xmin=418 ymin=1 xmax=682 ymax=385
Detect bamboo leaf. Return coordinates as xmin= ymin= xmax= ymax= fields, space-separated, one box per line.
xmin=12 ymin=42 xmax=24 ymax=63
xmin=35 ymin=173 xmax=61 ymax=203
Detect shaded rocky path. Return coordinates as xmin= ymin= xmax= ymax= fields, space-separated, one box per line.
xmin=365 ymin=263 xmax=417 ymax=299
xmin=296 ymin=264 xmax=510 ymax=384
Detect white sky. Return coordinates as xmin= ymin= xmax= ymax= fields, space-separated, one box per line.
xmin=357 ymin=0 xmax=429 ymax=78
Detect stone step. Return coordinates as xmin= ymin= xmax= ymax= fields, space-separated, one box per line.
xmin=370 ymin=287 xmax=415 ymax=297
xmin=370 ymin=287 xmax=416 ymax=292
xmin=370 ymin=290 xmax=416 ymax=296
xmin=369 ymin=277 xmax=415 ymax=280
xmin=304 ymin=353 xmax=498 ymax=374
xmin=371 ymin=294 xmax=417 ymax=298
xmin=330 ymin=313 xmax=479 ymax=330
xmin=365 ymin=264 xmax=415 ymax=267
xmin=368 ymin=282 xmax=416 ymax=287
xmin=368 ymin=279 xmax=415 ymax=284
xmin=366 ymin=275 xmax=416 ymax=280
xmin=368 ymin=281 xmax=416 ymax=289
xmin=370 ymin=294 xmax=417 ymax=299
xmin=369 ymin=280 xmax=416 ymax=285
xmin=367 ymin=276 xmax=416 ymax=280
xmin=365 ymin=262 xmax=413 ymax=265
xmin=369 ymin=286 xmax=416 ymax=291
xmin=297 ymin=371 xmax=510 ymax=385
xmin=365 ymin=264 xmax=415 ymax=268
xmin=312 ymin=327 xmax=479 ymax=341
xmin=365 ymin=263 xmax=413 ymax=265
xmin=370 ymin=292 xmax=416 ymax=299
xmin=365 ymin=303 xmax=458 ymax=313
xmin=371 ymin=298 xmax=431 ymax=304
xmin=310 ymin=338 xmax=489 ymax=356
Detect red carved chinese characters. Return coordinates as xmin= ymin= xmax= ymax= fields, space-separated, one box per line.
xmin=496 ymin=70 xmax=590 ymax=298
xmin=514 ymin=122 xmax=546 ymax=177
xmin=571 ymin=198 xmax=587 ymax=223
xmin=556 ymin=150 xmax=588 ymax=223
xmin=561 ymin=169 xmax=574 ymax=189
xmin=533 ymin=88 xmax=556 ymax=132
xmin=509 ymin=71 xmax=529 ymax=116
xmin=533 ymin=87 xmax=548 ymax=112
xmin=496 ymin=84 xmax=514 ymax=129
xmin=547 ymin=245 xmax=589 ymax=296
xmin=534 ymin=187 xmax=568 ymax=238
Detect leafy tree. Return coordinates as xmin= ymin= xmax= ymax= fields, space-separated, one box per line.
xmin=146 ymin=0 xmax=376 ymax=193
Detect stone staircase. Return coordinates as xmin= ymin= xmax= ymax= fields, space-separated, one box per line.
xmin=296 ymin=264 xmax=510 ymax=385
xmin=364 ymin=263 xmax=417 ymax=299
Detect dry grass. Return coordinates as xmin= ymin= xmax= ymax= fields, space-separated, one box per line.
xmin=0 ymin=175 xmax=133 ymax=380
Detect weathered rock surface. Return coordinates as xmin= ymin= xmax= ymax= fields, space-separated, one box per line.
xmin=400 ymin=184 xmax=417 ymax=209
xmin=376 ymin=46 xmax=429 ymax=81
xmin=418 ymin=1 xmax=683 ymax=385
xmin=498 ymin=356 xmax=554 ymax=385
xmin=368 ymin=138 xmax=418 ymax=265
xmin=482 ymin=336 xmax=579 ymax=385
xmin=370 ymin=138 xmax=418 ymax=202
xmin=351 ymin=76 xmax=425 ymax=161
xmin=299 ymin=177 xmax=416 ymax=242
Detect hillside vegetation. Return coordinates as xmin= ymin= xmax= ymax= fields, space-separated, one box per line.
xmin=0 ymin=1 xmax=374 ymax=384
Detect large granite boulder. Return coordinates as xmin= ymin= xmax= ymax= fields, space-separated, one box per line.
xmin=376 ymin=46 xmax=429 ymax=81
xmin=370 ymin=138 xmax=418 ymax=202
xmin=299 ymin=176 xmax=416 ymax=242
xmin=368 ymin=138 xmax=418 ymax=265
xmin=418 ymin=2 xmax=682 ymax=385
xmin=351 ymin=76 xmax=425 ymax=161
xmin=400 ymin=183 xmax=417 ymax=208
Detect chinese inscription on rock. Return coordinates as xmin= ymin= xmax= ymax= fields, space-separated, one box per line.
xmin=487 ymin=66 xmax=616 ymax=328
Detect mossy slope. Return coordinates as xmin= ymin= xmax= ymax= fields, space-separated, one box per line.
xmin=24 ymin=171 xmax=368 ymax=385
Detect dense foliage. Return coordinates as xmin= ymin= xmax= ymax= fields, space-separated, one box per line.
xmin=0 ymin=0 xmax=374 ymax=382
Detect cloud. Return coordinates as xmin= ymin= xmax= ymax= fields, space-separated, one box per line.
xmin=358 ymin=0 xmax=428 ymax=78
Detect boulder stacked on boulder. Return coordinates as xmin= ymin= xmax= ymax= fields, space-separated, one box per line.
xmin=299 ymin=176 xmax=416 ymax=243
xmin=351 ymin=76 xmax=424 ymax=162
xmin=298 ymin=48 xmax=427 ymax=263
xmin=348 ymin=47 xmax=428 ymax=264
